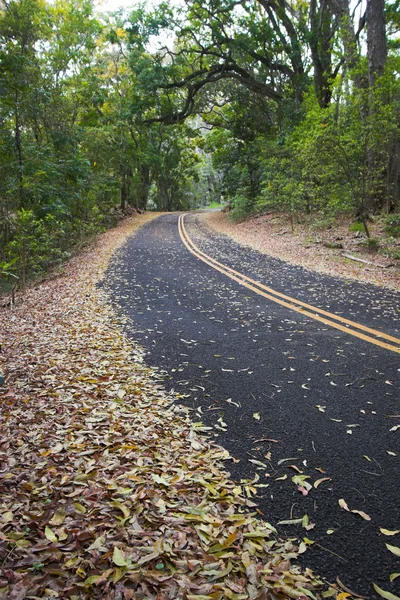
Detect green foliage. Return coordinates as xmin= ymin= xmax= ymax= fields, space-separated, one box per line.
xmin=384 ymin=214 xmax=400 ymax=237
xmin=6 ymin=210 xmax=71 ymax=279
xmin=349 ymin=222 xmax=366 ymax=233
xmin=360 ymin=237 xmax=380 ymax=253
xmin=0 ymin=258 xmax=19 ymax=280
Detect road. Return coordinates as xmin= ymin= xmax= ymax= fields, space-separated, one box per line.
xmin=104 ymin=212 xmax=400 ymax=598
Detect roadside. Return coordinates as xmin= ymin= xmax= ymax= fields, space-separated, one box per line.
xmin=204 ymin=211 xmax=400 ymax=292
xmin=0 ymin=213 xmax=347 ymax=599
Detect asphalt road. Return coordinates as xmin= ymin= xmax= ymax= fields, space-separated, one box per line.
xmin=104 ymin=212 xmax=400 ymax=598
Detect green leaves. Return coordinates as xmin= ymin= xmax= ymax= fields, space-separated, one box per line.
xmin=112 ymin=547 xmax=128 ymax=567
xmin=373 ymin=583 xmax=400 ymax=600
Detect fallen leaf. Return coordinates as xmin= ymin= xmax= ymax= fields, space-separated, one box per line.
xmin=112 ymin=546 xmax=128 ymax=567
xmin=314 ymin=477 xmax=331 ymax=488
xmin=373 ymin=583 xmax=400 ymax=600
xmin=49 ymin=507 xmax=66 ymax=526
xmin=351 ymin=510 xmax=371 ymax=521
xmin=386 ymin=544 xmax=400 ymax=557
xmin=44 ymin=526 xmax=58 ymax=543
xmin=2 ymin=511 xmax=13 ymax=523
xmin=380 ymin=529 xmax=400 ymax=536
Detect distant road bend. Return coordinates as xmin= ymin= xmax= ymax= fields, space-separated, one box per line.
xmin=179 ymin=214 xmax=400 ymax=355
xmin=106 ymin=212 xmax=400 ymax=598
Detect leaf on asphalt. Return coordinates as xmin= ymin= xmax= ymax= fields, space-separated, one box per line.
xmin=380 ymin=529 xmax=400 ymax=536
xmin=373 ymin=583 xmax=400 ymax=600
xmin=277 ymin=518 xmax=303 ymax=525
xmin=390 ymin=574 xmax=400 ymax=582
xmin=292 ymin=475 xmax=312 ymax=492
xmin=252 ymin=412 xmax=261 ymax=420
xmin=248 ymin=458 xmax=269 ymax=468
xmin=277 ymin=457 xmax=298 ymax=465
xmin=338 ymin=499 xmax=370 ymax=520
xmin=351 ymin=510 xmax=371 ymax=521
xmin=386 ymin=544 xmax=400 ymax=557
xmin=314 ymin=477 xmax=331 ymax=488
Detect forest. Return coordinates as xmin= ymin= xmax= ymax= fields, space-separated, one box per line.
xmin=0 ymin=0 xmax=399 ymax=285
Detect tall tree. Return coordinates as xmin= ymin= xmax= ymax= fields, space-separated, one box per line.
xmin=367 ymin=0 xmax=388 ymax=85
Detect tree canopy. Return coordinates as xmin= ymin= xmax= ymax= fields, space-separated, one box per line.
xmin=0 ymin=0 xmax=399 ymax=283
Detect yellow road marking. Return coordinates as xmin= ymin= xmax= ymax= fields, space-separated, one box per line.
xmin=178 ymin=215 xmax=400 ymax=354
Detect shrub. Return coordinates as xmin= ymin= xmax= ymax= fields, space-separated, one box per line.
xmin=349 ymin=222 xmax=366 ymax=233
xmin=384 ymin=214 xmax=400 ymax=238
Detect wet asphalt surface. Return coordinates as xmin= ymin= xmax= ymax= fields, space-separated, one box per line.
xmin=104 ymin=212 xmax=400 ymax=598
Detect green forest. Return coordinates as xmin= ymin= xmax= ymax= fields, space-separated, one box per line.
xmin=0 ymin=0 xmax=399 ymax=285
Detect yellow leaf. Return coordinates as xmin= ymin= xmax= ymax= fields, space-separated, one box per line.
xmin=2 ymin=511 xmax=13 ymax=523
xmin=380 ymin=529 xmax=400 ymax=536
xmin=49 ymin=507 xmax=66 ymax=526
xmin=56 ymin=527 xmax=68 ymax=541
xmin=373 ymin=583 xmax=400 ymax=600
xmin=73 ymin=502 xmax=86 ymax=514
xmin=337 ymin=593 xmax=351 ymax=600
xmin=351 ymin=509 xmax=371 ymax=521
xmin=390 ymin=574 xmax=400 ymax=582
xmin=314 ymin=477 xmax=331 ymax=488
xmin=112 ymin=546 xmax=127 ymax=567
xmin=45 ymin=526 xmax=58 ymax=543
xmin=386 ymin=544 xmax=400 ymax=557
xmin=110 ymin=501 xmax=130 ymax=519
xmin=222 ymin=532 xmax=238 ymax=548
xmin=322 ymin=588 xmax=337 ymax=598
xmin=83 ymin=575 xmax=102 ymax=586
xmin=112 ymin=567 xmax=125 ymax=583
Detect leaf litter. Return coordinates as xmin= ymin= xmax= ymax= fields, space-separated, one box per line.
xmin=0 ymin=215 xmax=358 ymax=599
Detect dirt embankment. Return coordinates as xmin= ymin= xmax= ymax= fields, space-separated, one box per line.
xmin=204 ymin=211 xmax=400 ymax=292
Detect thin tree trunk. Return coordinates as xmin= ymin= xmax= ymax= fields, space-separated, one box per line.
xmin=14 ymin=93 xmax=24 ymax=208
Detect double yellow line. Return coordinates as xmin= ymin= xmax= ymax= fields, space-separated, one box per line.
xmin=178 ymin=215 xmax=400 ymax=354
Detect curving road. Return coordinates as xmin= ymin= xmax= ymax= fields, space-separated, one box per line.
xmin=104 ymin=212 xmax=400 ymax=598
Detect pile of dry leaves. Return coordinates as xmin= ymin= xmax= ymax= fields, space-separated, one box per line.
xmin=1 ymin=215 xmax=352 ymax=599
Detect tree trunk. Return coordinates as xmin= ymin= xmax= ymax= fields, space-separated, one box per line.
xmin=137 ymin=164 xmax=151 ymax=211
xmin=367 ymin=0 xmax=387 ymax=86
xmin=120 ymin=166 xmax=128 ymax=211
xmin=14 ymin=92 xmax=24 ymax=208
xmin=365 ymin=0 xmax=388 ymax=213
